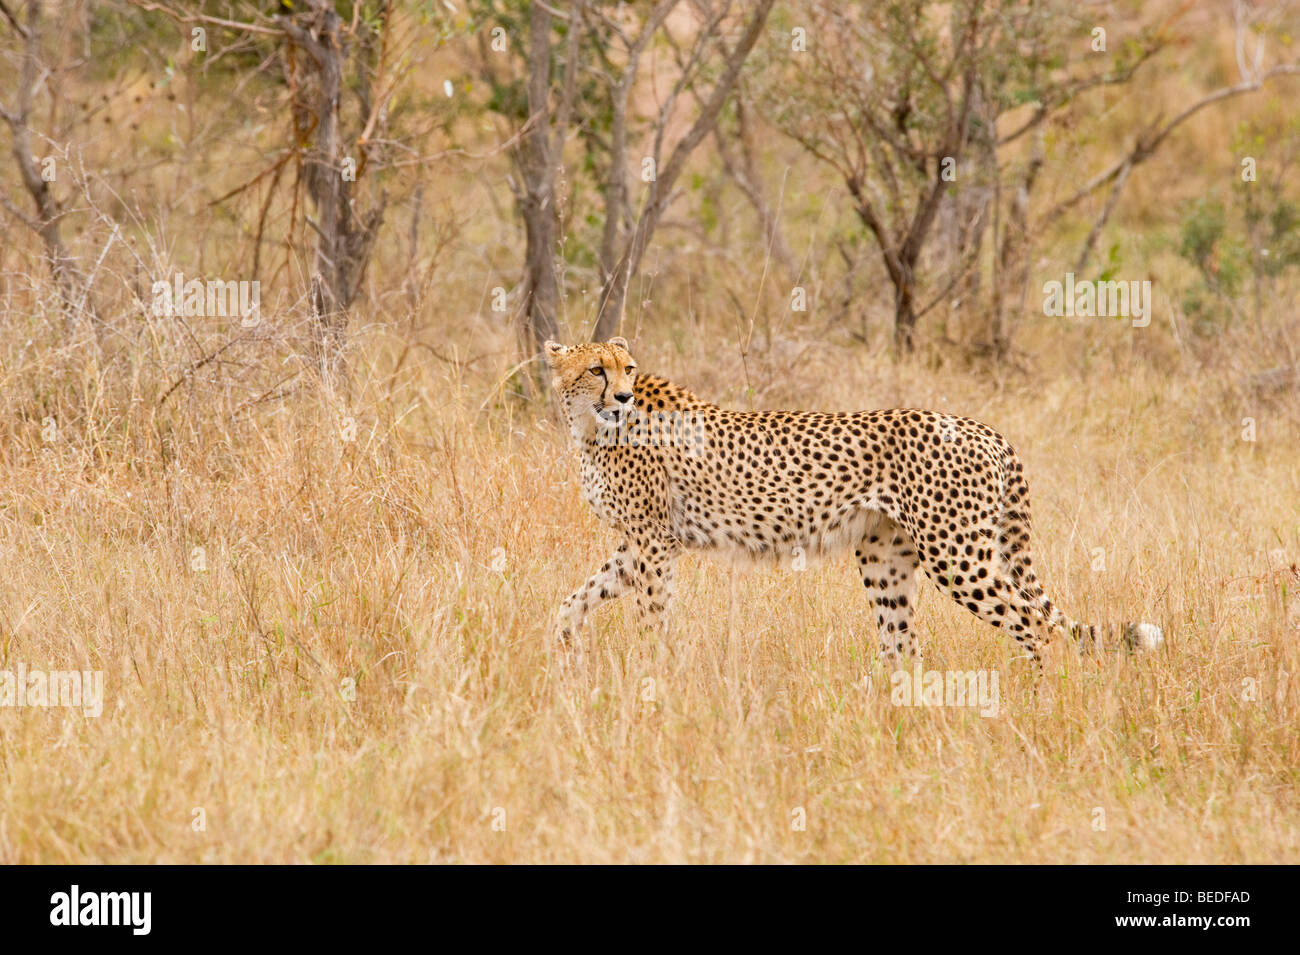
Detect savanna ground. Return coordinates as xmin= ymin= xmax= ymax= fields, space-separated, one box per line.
xmin=1 ymin=1 xmax=1298 ymax=863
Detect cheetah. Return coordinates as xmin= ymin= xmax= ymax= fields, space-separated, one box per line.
xmin=545 ymin=338 xmax=1163 ymax=669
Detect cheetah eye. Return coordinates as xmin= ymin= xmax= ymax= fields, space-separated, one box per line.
xmin=626 ymin=366 xmax=636 ymax=375
xmin=588 ymin=366 xmax=605 ymax=377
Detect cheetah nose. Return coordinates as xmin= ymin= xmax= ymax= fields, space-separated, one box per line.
xmin=614 ymin=392 xmax=634 ymax=404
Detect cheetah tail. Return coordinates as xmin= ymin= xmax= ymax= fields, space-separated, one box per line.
xmin=1043 ymin=599 xmax=1165 ymax=654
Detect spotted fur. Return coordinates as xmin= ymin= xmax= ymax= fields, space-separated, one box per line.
xmin=545 ymin=339 xmax=1163 ymax=668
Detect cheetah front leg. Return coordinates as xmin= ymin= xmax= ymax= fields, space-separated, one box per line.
xmin=556 ymin=540 xmax=633 ymax=648
xmin=855 ymin=517 xmax=922 ymax=672
xmin=554 ymin=532 xmax=679 ymax=651
xmin=627 ymin=529 xmax=679 ymax=636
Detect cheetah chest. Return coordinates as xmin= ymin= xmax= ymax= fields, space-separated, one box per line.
xmin=579 ymin=458 xmax=616 ymax=521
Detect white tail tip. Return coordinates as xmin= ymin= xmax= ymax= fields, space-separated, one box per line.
xmin=1127 ymin=622 xmax=1165 ymax=652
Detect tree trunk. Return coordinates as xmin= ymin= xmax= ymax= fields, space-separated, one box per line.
xmin=281 ymin=0 xmax=387 ymax=385
xmin=893 ymin=262 xmax=918 ymax=351
xmin=990 ymin=129 xmax=1043 ymax=359
xmin=591 ymin=1 xmax=680 ymax=342
xmin=1 ymin=0 xmax=94 ymax=331
xmin=515 ymin=2 xmax=560 ymax=356
xmin=592 ymin=0 xmax=776 ymax=342
xmin=936 ymin=83 xmax=993 ymax=344
xmin=714 ymin=99 xmax=795 ymax=279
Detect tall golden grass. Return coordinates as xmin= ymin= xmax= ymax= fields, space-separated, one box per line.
xmin=0 ymin=310 xmax=1296 ymax=862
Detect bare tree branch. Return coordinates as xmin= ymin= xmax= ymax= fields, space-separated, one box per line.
xmin=593 ymin=0 xmax=776 ymax=339
xmin=1 ymin=0 xmax=97 ymax=330
xmin=1041 ymin=64 xmax=1300 ymax=233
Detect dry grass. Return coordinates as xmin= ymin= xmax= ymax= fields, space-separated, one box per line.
xmin=1 ymin=319 xmax=1297 ymax=864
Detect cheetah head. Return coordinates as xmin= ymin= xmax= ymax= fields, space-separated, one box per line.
xmin=543 ymin=338 xmax=638 ymax=434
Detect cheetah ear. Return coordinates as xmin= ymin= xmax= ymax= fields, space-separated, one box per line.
xmin=607 ymin=336 xmax=629 ymax=351
xmin=542 ymin=340 xmax=566 ymax=367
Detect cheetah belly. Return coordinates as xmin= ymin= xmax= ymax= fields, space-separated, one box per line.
xmin=666 ymin=456 xmax=885 ymax=566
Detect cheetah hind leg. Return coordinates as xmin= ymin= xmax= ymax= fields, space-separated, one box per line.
xmin=854 ymin=517 xmax=922 ymax=672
